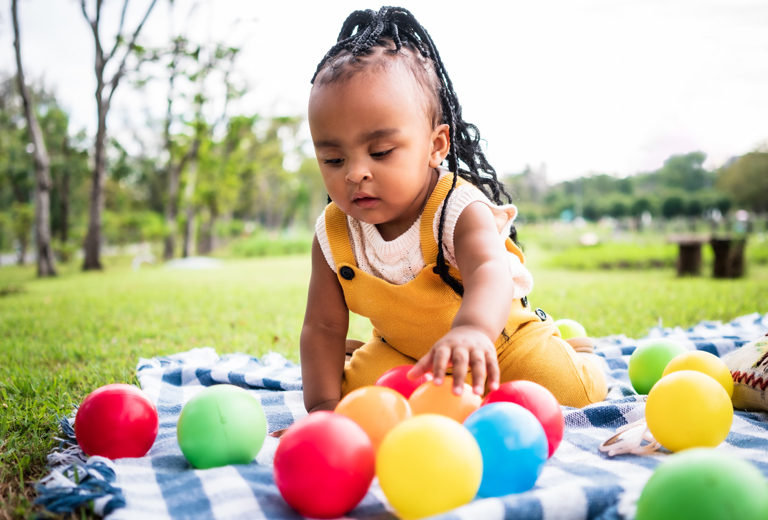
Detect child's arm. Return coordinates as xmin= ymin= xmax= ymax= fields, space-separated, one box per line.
xmin=409 ymin=201 xmax=515 ymax=396
xmin=300 ymin=235 xmax=349 ymax=413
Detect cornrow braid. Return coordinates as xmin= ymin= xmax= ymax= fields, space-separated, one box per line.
xmin=312 ymin=6 xmax=519 ymax=296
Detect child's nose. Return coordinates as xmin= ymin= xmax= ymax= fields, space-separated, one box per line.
xmin=345 ymin=162 xmax=372 ymax=184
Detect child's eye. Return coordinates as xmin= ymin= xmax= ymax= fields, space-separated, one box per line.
xmin=371 ymin=149 xmax=394 ymax=158
xmin=323 ymin=158 xmax=344 ymax=166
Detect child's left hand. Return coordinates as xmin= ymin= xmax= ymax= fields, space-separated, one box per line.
xmin=408 ymin=325 xmax=500 ymax=396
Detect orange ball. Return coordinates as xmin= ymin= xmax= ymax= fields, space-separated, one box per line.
xmin=335 ymin=386 xmax=412 ymax=451
xmin=408 ymin=377 xmax=482 ymax=423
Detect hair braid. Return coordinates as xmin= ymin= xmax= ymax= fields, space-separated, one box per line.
xmin=312 ymin=6 xmax=520 ymax=296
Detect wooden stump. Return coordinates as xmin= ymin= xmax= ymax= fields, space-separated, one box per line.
xmin=676 ymin=242 xmax=703 ymax=277
xmin=711 ymin=237 xmax=746 ymax=278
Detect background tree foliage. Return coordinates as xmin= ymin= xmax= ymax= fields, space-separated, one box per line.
xmin=1 ymin=2 xmax=766 ymax=268
xmin=505 ymin=150 xmax=764 ymax=230
xmin=717 ymin=149 xmax=768 ymax=213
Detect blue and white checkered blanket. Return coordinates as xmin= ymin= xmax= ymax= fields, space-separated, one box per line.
xmin=38 ymin=313 xmax=768 ymax=520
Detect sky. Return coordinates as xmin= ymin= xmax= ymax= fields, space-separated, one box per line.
xmin=1 ymin=0 xmax=767 ymax=183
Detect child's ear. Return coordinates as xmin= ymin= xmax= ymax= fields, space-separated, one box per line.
xmin=429 ymin=123 xmax=450 ymax=168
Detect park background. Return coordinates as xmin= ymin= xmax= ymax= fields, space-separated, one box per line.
xmin=1 ymin=0 xmax=767 ymax=517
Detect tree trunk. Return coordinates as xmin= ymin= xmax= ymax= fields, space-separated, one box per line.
xmin=17 ymin=239 xmax=26 ymax=266
xmin=182 ymin=207 xmax=197 ymax=258
xmin=181 ymin=158 xmax=198 ymax=258
xmin=80 ymin=0 xmax=158 ymax=271
xmin=197 ymin=208 xmax=217 ymax=255
xmin=163 ymin=140 xmax=200 ymax=260
xmin=163 ymin=162 xmax=181 ymax=259
xmin=34 ymin=186 xmax=56 ymax=276
xmin=60 ymin=169 xmax=70 ymax=243
xmin=83 ymin=99 xmax=108 ymax=270
xmin=12 ymin=0 xmax=56 ymax=277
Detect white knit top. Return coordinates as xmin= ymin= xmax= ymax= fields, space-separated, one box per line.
xmin=316 ymin=170 xmax=533 ymax=299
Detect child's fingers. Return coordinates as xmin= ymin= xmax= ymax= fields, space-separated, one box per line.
xmin=485 ymin=350 xmax=501 ymax=391
xmin=431 ymin=345 xmax=452 ymax=385
xmin=407 ymin=352 xmax=433 ymax=380
xmin=470 ymin=349 xmax=487 ymax=395
xmin=451 ymin=348 xmax=469 ymax=395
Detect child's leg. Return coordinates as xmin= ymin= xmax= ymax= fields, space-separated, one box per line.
xmin=342 ymin=335 xmax=417 ymax=397
xmin=497 ymin=320 xmax=608 ymax=408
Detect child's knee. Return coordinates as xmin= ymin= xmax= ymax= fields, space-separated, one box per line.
xmin=497 ymin=329 xmax=608 ymax=408
xmin=566 ymin=353 xmax=608 ymax=407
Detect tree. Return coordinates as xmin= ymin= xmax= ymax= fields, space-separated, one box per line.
xmin=658 ymin=152 xmax=710 ymax=191
xmin=196 ymin=115 xmax=255 ymax=254
xmin=717 ymin=149 xmax=768 ymax=213
xmin=662 ymin=196 xmax=685 ymax=220
xmin=0 ymin=77 xmax=32 ymax=208
xmin=685 ymin=198 xmax=703 ymax=231
xmin=715 ymin=197 xmax=732 ymax=218
xmin=161 ymin=36 xmax=194 ymax=260
xmin=80 ymin=0 xmax=159 ymax=270
xmin=10 ymin=202 xmax=32 ymax=265
xmin=178 ymin=43 xmax=241 ymax=257
xmin=12 ymin=0 xmax=56 ymax=276
xmin=630 ymin=197 xmax=652 ymax=230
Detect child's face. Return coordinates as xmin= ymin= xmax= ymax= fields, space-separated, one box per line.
xmin=308 ymin=63 xmax=449 ymax=237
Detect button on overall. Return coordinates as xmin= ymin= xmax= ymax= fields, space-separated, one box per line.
xmin=339 ymin=266 xmax=355 ymax=280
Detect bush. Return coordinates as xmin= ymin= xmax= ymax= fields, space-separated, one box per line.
xmin=52 ymin=238 xmax=80 ymax=263
xmin=0 ymin=211 xmax=10 ymax=252
xmin=229 ymin=232 xmax=312 ymax=258
xmin=547 ymin=243 xmax=681 ymax=270
xmin=747 ymin=236 xmax=768 ymax=265
xmin=104 ymin=210 xmax=166 ymax=245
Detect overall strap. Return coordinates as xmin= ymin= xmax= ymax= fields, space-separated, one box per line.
xmin=420 ymin=174 xmax=470 ymax=265
xmin=324 ymin=203 xmax=357 ymax=267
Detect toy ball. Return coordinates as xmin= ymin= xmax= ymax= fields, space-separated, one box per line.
xmin=274 ymin=411 xmax=375 ymax=519
xmin=375 ymin=365 xmax=434 ymax=399
xmin=464 ymin=402 xmax=548 ymax=497
xmin=75 ymin=383 xmax=158 ymax=459
xmin=177 ymin=384 xmax=267 ymax=469
xmin=377 ymin=414 xmax=482 ymax=520
xmin=335 ymin=386 xmax=412 ymax=451
xmin=409 ymin=377 xmax=482 ymax=423
xmin=482 ymin=380 xmax=564 ymax=458
xmin=645 ymin=370 xmax=733 ymax=452
xmin=662 ymin=350 xmax=734 ymax=398
xmin=628 ymin=339 xmax=688 ymax=395
xmin=635 ymin=448 xmax=768 ymax=520
xmin=554 ymin=318 xmax=587 ymax=340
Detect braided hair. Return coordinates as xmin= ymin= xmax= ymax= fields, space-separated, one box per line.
xmin=312 ymin=6 xmax=519 ymax=296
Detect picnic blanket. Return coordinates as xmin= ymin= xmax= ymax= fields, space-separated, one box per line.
xmin=37 ymin=312 xmax=768 ymax=520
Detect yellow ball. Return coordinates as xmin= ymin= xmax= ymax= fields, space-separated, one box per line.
xmin=646 ymin=370 xmax=733 ymax=453
xmin=662 ymin=350 xmax=734 ymax=398
xmin=376 ymin=414 xmax=482 ymax=519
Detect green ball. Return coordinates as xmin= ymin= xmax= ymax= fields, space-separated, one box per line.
xmin=554 ymin=319 xmax=587 ymax=340
xmin=635 ymin=449 xmax=768 ymax=520
xmin=628 ymin=339 xmax=687 ymax=395
xmin=177 ymin=384 xmax=267 ymax=469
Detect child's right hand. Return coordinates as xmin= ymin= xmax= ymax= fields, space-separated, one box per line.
xmin=407 ymin=325 xmax=500 ymax=396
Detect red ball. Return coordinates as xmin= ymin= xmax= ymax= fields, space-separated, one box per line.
xmin=482 ymin=380 xmax=564 ymax=458
xmin=375 ymin=365 xmax=434 ymax=399
xmin=274 ymin=412 xmax=375 ymax=518
xmin=74 ymin=384 xmax=159 ymax=459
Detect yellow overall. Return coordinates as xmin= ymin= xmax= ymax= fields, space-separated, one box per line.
xmin=325 ymin=175 xmax=607 ymax=408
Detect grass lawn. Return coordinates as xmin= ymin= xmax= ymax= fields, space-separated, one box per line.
xmin=1 ymin=251 xmax=767 ymax=518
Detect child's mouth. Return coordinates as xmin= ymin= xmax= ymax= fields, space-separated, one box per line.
xmin=353 ymin=197 xmax=379 ymax=209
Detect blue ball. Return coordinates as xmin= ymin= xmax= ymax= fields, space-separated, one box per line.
xmin=463 ymin=402 xmax=548 ymax=497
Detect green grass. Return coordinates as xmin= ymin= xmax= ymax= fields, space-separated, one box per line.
xmin=1 ymin=251 xmax=767 ymax=518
